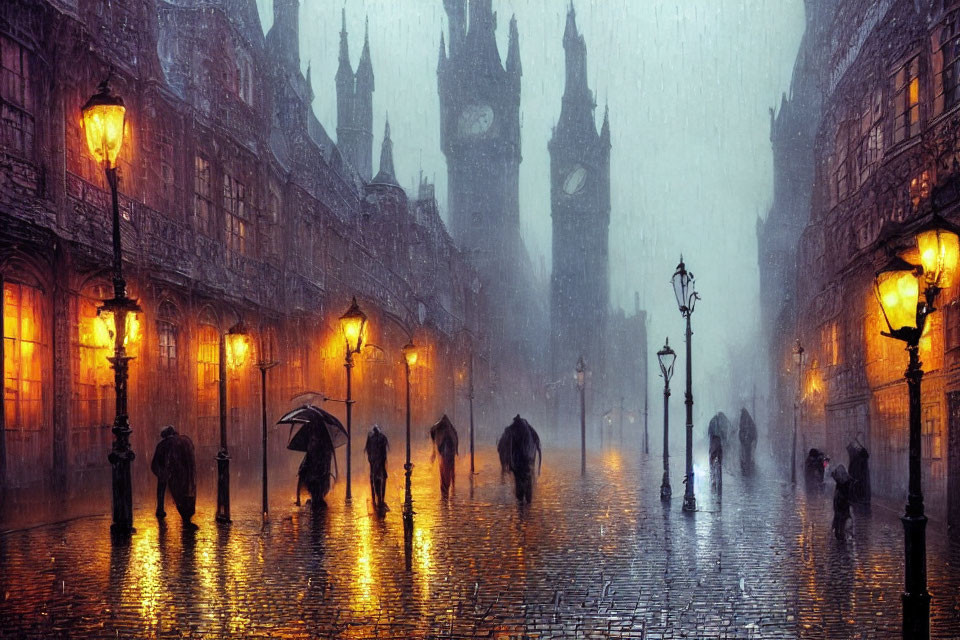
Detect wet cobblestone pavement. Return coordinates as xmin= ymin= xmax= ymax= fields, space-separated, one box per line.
xmin=1 ymin=448 xmax=960 ymax=639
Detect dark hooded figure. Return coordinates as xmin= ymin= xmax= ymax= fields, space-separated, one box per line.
xmin=151 ymin=426 xmax=197 ymax=529
xmin=847 ymin=441 xmax=871 ymax=504
xmin=738 ymin=408 xmax=757 ymax=475
xmin=804 ymin=448 xmax=829 ymax=488
xmin=497 ymin=415 xmax=543 ymax=503
xmin=298 ymin=424 xmax=336 ymax=510
xmin=365 ymin=425 xmax=389 ymax=514
xmin=831 ymin=464 xmax=852 ymax=540
xmin=708 ymin=412 xmax=729 ymax=492
xmin=430 ymin=415 xmax=459 ymax=497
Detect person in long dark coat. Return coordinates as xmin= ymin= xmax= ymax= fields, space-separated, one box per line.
xmin=831 ymin=464 xmax=852 ymax=540
xmin=151 ymin=426 xmax=197 ymax=529
xmin=805 ymin=448 xmax=828 ymax=488
xmin=299 ymin=425 xmax=335 ymax=510
xmin=708 ymin=412 xmax=729 ymax=493
xmin=365 ymin=425 xmax=389 ymax=515
xmin=738 ymin=408 xmax=757 ymax=475
xmin=497 ymin=415 xmax=542 ymax=504
xmin=847 ymin=441 xmax=871 ymax=504
xmin=430 ymin=415 xmax=458 ymax=497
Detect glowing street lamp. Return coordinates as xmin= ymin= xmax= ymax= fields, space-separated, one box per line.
xmin=402 ymin=340 xmax=417 ymax=522
xmin=791 ymin=339 xmax=805 ymax=485
xmin=339 ymin=297 xmax=367 ymax=502
xmin=576 ymin=356 xmax=586 ymax=474
xmin=672 ymin=256 xmax=700 ymax=513
xmin=82 ymin=74 xmax=141 ymax=535
xmin=215 ymin=320 xmax=249 ymax=523
xmin=875 ymin=220 xmax=959 ymax=640
xmin=657 ymin=338 xmax=676 ymax=501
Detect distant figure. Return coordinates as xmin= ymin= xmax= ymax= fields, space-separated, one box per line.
xmin=497 ymin=415 xmax=542 ymax=503
xmin=847 ymin=440 xmax=871 ymax=505
xmin=831 ymin=464 xmax=852 ymax=540
xmin=365 ymin=425 xmax=389 ymax=515
xmin=738 ymin=408 xmax=757 ymax=475
xmin=430 ymin=415 xmax=459 ymax=497
xmin=804 ymin=448 xmax=829 ymax=488
xmin=708 ymin=412 xmax=730 ymax=493
xmin=151 ymin=426 xmax=198 ymax=529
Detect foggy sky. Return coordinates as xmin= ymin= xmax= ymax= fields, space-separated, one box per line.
xmin=254 ymin=0 xmax=805 ymax=422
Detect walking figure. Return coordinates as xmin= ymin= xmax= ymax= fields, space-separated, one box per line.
xmin=430 ymin=415 xmax=459 ymax=497
xmin=831 ymin=464 xmax=852 ymax=540
xmin=497 ymin=415 xmax=542 ymax=503
xmin=365 ymin=425 xmax=389 ymax=515
xmin=708 ymin=412 xmax=729 ymax=494
xmin=151 ymin=426 xmax=198 ymax=530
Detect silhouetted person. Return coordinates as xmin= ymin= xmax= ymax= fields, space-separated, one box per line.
xmin=738 ymin=408 xmax=757 ymax=475
xmin=708 ymin=412 xmax=729 ymax=493
xmin=151 ymin=426 xmax=197 ymax=530
xmin=497 ymin=415 xmax=542 ymax=504
xmin=430 ymin=415 xmax=458 ymax=497
xmin=365 ymin=425 xmax=389 ymax=515
xmin=299 ymin=426 xmax=336 ymax=510
xmin=831 ymin=464 xmax=852 ymax=540
xmin=805 ymin=448 xmax=828 ymax=488
xmin=847 ymin=441 xmax=871 ymax=505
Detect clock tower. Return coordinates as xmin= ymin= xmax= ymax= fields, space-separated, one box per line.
xmin=549 ymin=3 xmax=611 ymax=410
xmin=439 ymin=0 xmax=529 ymax=356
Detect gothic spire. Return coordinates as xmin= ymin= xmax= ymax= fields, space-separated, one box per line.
xmin=438 ymin=29 xmax=447 ymax=72
xmin=506 ymin=14 xmax=521 ymax=76
xmin=372 ymin=116 xmax=399 ymax=187
xmin=336 ymin=8 xmax=354 ymax=85
xmin=357 ymin=16 xmax=374 ymax=90
xmin=601 ymin=104 xmax=611 ymax=147
xmin=563 ymin=1 xmax=589 ymax=98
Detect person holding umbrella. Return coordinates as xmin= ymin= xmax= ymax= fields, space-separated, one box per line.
xmin=278 ymin=405 xmax=348 ymax=510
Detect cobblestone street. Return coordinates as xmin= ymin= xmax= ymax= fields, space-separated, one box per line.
xmin=1 ymin=448 xmax=959 ymax=639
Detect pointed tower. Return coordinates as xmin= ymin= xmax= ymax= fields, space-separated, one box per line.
xmin=549 ymin=2 xmax=612 ymax=421
xmin=372 ymin=117 xmax=399 ymax=187
xmin=443 ymin=0 xmax=466 ymax=57
xmin=267 ymin=0 xmax=300 ymax=71
xmin=336 ymin=11 xmax=375 ymax=181
xmin=354 ymin=18 xmax=375 ymax=181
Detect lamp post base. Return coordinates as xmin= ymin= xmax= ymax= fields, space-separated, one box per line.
xmin=402 ymin=462 xmax=414 ymax=519
xmin=682 ymin=474 xmax=696 ymax=512
xmin=108 ymin=427 xmax=136 ymax=536
xmin=902 ymin=512 xmax=930 ymax=639
xmin=215 ymin=450 xmax=231 ymax=524
xmin=660 ymin=473 xmax=671 ymax=501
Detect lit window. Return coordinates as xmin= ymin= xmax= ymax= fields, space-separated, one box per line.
xmin=194 ymin=156 xmax=212 ymax=235
xmin=157 ymin=300 xmax=179 ymax=370
xmin=224 ymin=173 xmax=247 ymax=261
xmin=73 ymin=283 xmax=115 ymax=431
xmin=196 ymin=320 xmax=220 ymax=446
xmin=3 ymin=279 xmax=46 ymax=431
xmin=893 ymin=56 xmax=921 ymax=144
xmin=0 ymin=36 xmax=34 ymax=156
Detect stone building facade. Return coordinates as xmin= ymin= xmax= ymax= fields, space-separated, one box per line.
xmin=782 ymin=0 xmax=960 ymax=526
xmin=0 ymin=0 xmax=483 ymax=488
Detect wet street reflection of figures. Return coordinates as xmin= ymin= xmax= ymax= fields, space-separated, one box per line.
xmin=2 ymin=448 xmax=960 ymax=639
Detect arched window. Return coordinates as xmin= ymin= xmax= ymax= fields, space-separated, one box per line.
xmin=3 ymin=271 xmax=48 ymax=432
xmin=157 ymin=300 xmax=180 ymax=371
xmin=73 ymin=281 xmax=120 ymax=442
xmin=196 ymin=307 xmax=220 ymax=446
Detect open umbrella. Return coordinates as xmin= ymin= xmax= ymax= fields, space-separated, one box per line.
xmin=278 ymin=405 xmax=348 ymax=452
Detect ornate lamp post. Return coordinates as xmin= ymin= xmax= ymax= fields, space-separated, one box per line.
xmin=576 ymin=356 xmax=586 ymax=474
xmin=257 ymin=330 xmax=279 ymax=522
xmin=791 ymin=339 xmax=805 ymax=485
xmin=468 ymin=350 xmax=475 ymax=475
xmin=216 ymin=320 xmax=249 ymax=524
xmin=875 ymin=219 xmax=959 ymax=640
xmin=672 ymin=257 xmax=700 ymax=513
xmin=339 ymin=297 xmax=367 ymax=502
xmin=82 ymin=76 xmax=141 ymax=535
xmin=402 ymin=341 xmax=417 ymax=521
xmin=657 ymin=338 xmax=676 ymax=501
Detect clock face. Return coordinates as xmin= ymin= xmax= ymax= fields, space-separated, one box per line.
xmin=458 ymin=104 xmax=495 ymax=137
xmin=563 ymin=164 xmax=588 ymax=195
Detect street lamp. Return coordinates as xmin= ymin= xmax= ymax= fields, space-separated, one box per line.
xmin=257 ymin=330 xmax=279 ymax=522
xmin=82 ymin=75 xmax=141 ymax=535
xmin=216 ymin=320 xmax=249 ymax=524
xmin=791 ymin=339 xmax=805 ymax=485
xmin=876 ymin=219 xmax=959 ymax=640
xmin=339 ymin=297 xmax=367 ymax=502
xmin=576 ymin=356 xmax=586 ymax=474
xmin=657 ymin=338 xmax=676 ymax=501
xmin=672 ymin=256 xmax=700 ymax=513
xmin=402 ymin=341 xmax=417 ymax=521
